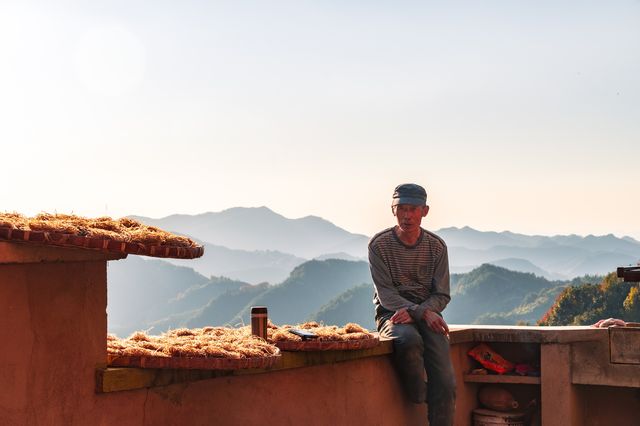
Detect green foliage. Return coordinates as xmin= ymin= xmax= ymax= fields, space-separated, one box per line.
xmin=473 ymin=284 xmax=567 ymax=326
xmin=623 ymin=286 xmax=640 ymax=318
xmin=538 ymin=272 xmax=640 ymax=325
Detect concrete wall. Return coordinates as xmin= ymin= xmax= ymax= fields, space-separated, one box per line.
xmin=0 ymin=243 xmax=426 ymax=426
xmin=0 ymin=254 xmax=109 ymax=425
xmin=3 ymin=241 xmax=639 ymax=426
xmin=94 ymin=357 xmax=426 ymax=426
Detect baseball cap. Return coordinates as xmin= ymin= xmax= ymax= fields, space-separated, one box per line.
xmin=392 ymin=183 xmax=427 ymax=206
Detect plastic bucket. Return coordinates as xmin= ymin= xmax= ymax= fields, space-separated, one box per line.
xmin=473 ymin=408 xmax=526 ymax=426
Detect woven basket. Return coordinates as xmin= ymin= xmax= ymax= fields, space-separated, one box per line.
xmin=107 ymin=350 xmax=280 ymax=370
xmin=0 ymin=227 xmax=204 ymax=259
xmin=274 ymin=336 xmax=379 ymax=351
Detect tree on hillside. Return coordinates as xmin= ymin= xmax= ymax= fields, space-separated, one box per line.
xmin=623 ymin=286 xmax=640 ymax=318
xmin=538 ymin=272 xmax=640 ymax=325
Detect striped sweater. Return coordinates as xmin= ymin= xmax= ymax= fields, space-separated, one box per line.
xmin=368 ymin=226 xmax=450 ymax=321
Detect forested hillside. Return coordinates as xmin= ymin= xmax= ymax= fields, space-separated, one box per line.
xmin=231 ymin=259 xmax=372 ymax=324
xmin=131 ymin=210 xmax=640 ymax=282
xmin=108 ymin=256 xmax=613 ymax=335
xmin=108 ymin=256 xmax=210 ymax=336
xmin=446 ymin=264 xmax=560 ymax=324
xmin=310 ymin=284 xmax=377 ymax=330
xmin=539 ymin=272 xmax=640 ymax=325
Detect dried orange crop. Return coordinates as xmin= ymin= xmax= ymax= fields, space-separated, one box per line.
xmin=107 ymin=327 xmax=279 ymax=359
xmin=265 ymin=321 xmax=374 ymax=343
xmin=0 ymin=212 xmax=197 ymax=248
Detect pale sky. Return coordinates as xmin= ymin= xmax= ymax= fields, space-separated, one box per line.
xmin=2 ymin=1 xmax=639 ymax=239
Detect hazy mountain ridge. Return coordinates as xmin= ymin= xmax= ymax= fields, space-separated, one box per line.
xmin=108 ymin=258 xmax=373 ymax=335
xmin=310 ymin=283 xmax=376 ymax=330
xmin=131 ymin=209 xmax=639 ymax=281
xmin=445 ymin=264 xmax=554 ymax=324
xmin=187 ymin=282 xmax=271 ymax=328
xmin=167 ymin=276 xmax=251 ymax=314
xmin=438 ymin=226 xmax=640 ymax=253
xmin=108 ymin=258 xmax=603 ymax=335
xmin=163 ymin=242 xmax=306 ymax=284
xmin=107 ymin=256 xmax=210 ymax=336
xmin=452 ymin=258 xmax=561 ymax=280
xmin=106 ymin=209 xmax=639 ymax=334
xmin=230 ymin=259 xmax=372 ymax=325
xmin=131 ymin=206 xmax=369 ymax=259
xmin=446 ymin=242 xmax=638 ymax=278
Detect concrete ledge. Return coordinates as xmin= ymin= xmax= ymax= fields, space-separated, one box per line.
xmin=449 ymin=325 xmax=605 ymax=344
xmin=572 ymin=338 xmax=640 ymax=388
xmin=96 ymin=340 xmax=394 ymax=393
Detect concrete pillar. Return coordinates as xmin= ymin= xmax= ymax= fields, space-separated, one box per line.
xmin=540 ymin=343 xmax=583 ymax=426
xmin=0 ymin=242 xmax=124 ymax=425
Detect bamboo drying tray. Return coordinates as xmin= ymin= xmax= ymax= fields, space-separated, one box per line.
xmin=107 ymin=352 xmax=281 ymax=370
xmin=274 ymin=336 xmax=379 ymax=351
xmin=0 ymin=213 xmax=203 ymax=259
xmin=107 ymin=328 xmax=281 ymax=370
xmin=268 ymin=322 xmax=379 ymax=351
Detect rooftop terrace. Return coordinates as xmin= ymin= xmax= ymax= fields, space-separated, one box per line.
xmin=1 ymin=240 xmax=639 ymax=425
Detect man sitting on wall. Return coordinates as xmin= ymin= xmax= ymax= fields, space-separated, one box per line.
xmin=368 ymin=183 xmax=456 ymax=426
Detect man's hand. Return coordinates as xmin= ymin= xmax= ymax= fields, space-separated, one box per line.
xmin=391 ymin=308 xmax=414 ymax=324
xmin=423 ymin=310 xmax=449 ymax=336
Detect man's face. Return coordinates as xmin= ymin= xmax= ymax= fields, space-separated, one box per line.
xmin=393 ymin=204 xmax=429 ymax=232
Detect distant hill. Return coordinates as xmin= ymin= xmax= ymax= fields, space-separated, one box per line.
xmin=314 ymin=252 xmax=364 ymax=262
xmin=438 ymin=227 xmax=640 ymax=256
xmin=163 ymin=242 xmax=305 ymax=284
xmin=186 ymin=282 xmax=270 ymax=328
xmin=167 ymin=276 xmax=251 ymax=314
xmin=306 ymin=262 xmax=573 ymax=327
xmin=107 ymin=256 xmax=609 ymax=334
xmin=487 ymin=258 xmax=560 ymax=280
xmin=132 ymin=207 xmax=369 ymax=259
xmin=130 ymin=209 xmax=640 ymax=280
xmin=107 ymin=213 xmax=640 ymax=333
xmin=437 ymin=226 xmax=542 ymax=250
xmin=438 ymin=227 xmax=640 ymax=278
xmin=107 ymin=257 xmax=373 ymax=334
xmin=310 ymin=283 xmax=376 ymax=330
xmin=473 ymin=285 xmax=567 ymax=325
xmin=107 ymin=256 xmax=209 ymax=336
xmin=539 ymin=272 xmax=640 ymax=325
xmin=231 ymin=259 xmax=372 ymax=325
xmin=445 ymin=264 xmax=559 ymax=324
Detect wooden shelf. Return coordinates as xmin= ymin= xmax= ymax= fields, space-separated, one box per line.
xmin=463 ymin=373 xmax=540 ymax=385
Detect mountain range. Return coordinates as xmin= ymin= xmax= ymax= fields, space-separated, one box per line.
xmin=132 ymin=207 xmax=640 ymax=283
xmin=132 ymin=207 xmax=369 ymax=259
xmin=107 ymin=257 xmax=602 ymax=336
xmin=105 ymin=207 xmax=640 ymax=334
xmin=107 ymin=257 xmax=376 ymax=335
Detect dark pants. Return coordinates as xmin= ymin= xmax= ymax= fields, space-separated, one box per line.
xmin=377 ymin=315 xmax=456 ymax=426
